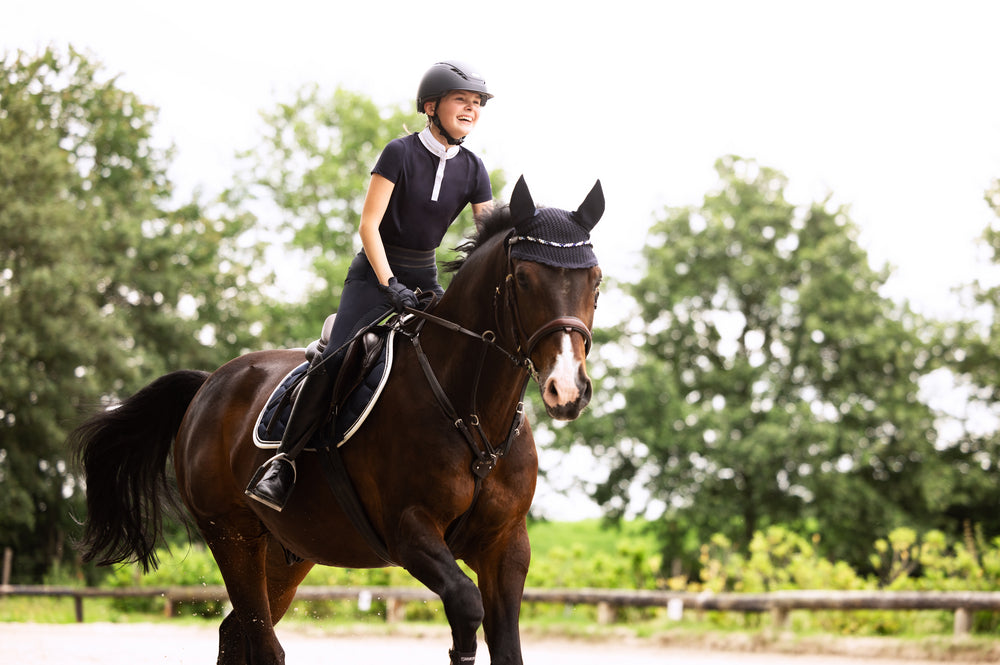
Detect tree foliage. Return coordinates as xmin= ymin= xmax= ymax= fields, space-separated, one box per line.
xmin=950 ymin=179 xmax=1000 ymax=398
xmin=0 ymin=47 xmax=267 ymax=581
xmin=557 ymin=156 xmax=979 ymax=570
xmin=937 ymin=178 xmax=1000 ymax=535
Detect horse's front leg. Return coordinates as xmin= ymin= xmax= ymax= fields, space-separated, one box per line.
xmin=467 ymin=521 xmax=530 ymax=665
xmin=396 ymin=506 xmax=484 ymax=664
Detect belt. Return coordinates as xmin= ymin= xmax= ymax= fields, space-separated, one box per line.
xmin=369 ymin=244 xmax=437 ymax=270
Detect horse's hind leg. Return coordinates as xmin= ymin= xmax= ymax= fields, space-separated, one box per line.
xmin=397 ymin=508 xmax=484 ymax=664
xmin=263 ymin=536 xmax=315 ymax=623
xmin=203 ymin=520 xmax=286 ymax=665
xmin=215 ymin=537 xmax=314 ymax=665
xmin=218 ymin=612 xmax=249 ymax=665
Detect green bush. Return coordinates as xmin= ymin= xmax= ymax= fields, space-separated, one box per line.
xmin=105 ymin=544 xmax=225 ymax=616
xmin=693 ymin=524 xmax=1000 ymax=636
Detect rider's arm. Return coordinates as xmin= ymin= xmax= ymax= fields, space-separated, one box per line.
xmin=359 ymin=173 xmax=396 ymax=286
xmin=472 ymin=200 xmax=494 ymax=233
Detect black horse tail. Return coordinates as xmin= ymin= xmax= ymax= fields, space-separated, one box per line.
xmin=69 ymin=369 xmax=209 ymax=573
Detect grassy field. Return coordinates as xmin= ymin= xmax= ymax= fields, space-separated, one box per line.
xmin=527 ymin=517 xmax=657 ymax=558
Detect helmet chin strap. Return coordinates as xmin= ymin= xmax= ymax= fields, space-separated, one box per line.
xmin=430 ymin=101 xmax=465 ymax=146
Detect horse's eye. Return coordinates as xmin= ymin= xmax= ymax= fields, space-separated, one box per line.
xmin=594 ymin=287 xmax=600 ymax=310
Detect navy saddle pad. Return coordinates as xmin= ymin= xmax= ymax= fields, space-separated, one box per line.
xmin=253 ymin=328 xmax=396 ymax=449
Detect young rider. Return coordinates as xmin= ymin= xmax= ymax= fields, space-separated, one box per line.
xmin=246 ymin=61 xmax=494 ymax=511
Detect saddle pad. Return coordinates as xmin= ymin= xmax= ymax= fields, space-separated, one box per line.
xmin=253 ymin=329 xmax=396 ymax=450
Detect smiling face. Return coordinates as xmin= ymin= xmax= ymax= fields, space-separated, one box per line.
xmin=425 ymin=89 xmax=482 ymax=143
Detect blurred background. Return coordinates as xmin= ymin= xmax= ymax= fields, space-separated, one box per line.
xmin=2 ymin=0 xmax=1000 ymax=595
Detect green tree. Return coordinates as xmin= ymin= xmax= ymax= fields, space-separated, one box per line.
xmin=941 ymin=178 xmax=1000 ymax=535
xmin=558 ymin=156 xmax=953 ymax=570
xmin=0 ymin=47 xmax=267 ymax=581
xmin=228 ymin=86 xmax=505 ymax=347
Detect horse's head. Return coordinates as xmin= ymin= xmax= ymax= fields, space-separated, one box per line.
xmin=505 ymin=176 xmax=604 ymax=421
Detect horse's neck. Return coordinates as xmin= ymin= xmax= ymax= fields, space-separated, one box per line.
xmin=421 ymin=261 xmax=526 ymax=414
xmin=434 ymin=248 xmax=506 ymax=341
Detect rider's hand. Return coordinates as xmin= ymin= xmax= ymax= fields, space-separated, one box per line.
xmin=378 ymin=277 xmax=419 ymax=314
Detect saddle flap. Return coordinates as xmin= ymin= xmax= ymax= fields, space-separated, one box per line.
xmin=331 ymin=328 xmax=388 ymax=413
xmin=253 ymin=326 xmax=395 ymax=450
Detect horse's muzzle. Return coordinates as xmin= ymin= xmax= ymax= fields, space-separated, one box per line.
xmin=538 ymin=332 xmax=593 ymax=420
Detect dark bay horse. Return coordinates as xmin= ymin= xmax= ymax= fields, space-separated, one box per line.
xmin=71 ymin=176 xmax=604 ymax=665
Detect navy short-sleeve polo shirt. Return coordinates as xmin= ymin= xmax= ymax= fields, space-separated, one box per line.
xmin=372 ymin=133 xmax=492 ymax=250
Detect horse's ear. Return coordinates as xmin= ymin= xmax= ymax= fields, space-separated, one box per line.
xmin=509 ymin=175 xmax=535 ymax=225
xmin=573 ymin=179 xmax=604 ymax=231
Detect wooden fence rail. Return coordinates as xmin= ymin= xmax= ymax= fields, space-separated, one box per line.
xmin=3 ymin=584 xmax=999 ymax=635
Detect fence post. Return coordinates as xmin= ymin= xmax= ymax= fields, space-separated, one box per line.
xmin=2 ymin=547 xmax=11 ymax=585
xmin=954 ymin=607 xmax=972 ymax=635
xmin=74 ymin=595 xmax=84 ymax=623
xmin=386 ymin=596 xmax=406 ymax=623
xmin=596 ymin=601 xmax=615 ymax=625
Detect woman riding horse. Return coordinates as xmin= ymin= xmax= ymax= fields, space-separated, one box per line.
xmin=72 ymin=175 xmax=603 ymax=665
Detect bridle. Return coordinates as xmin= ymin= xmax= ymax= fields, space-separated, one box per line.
xmin=501 ymin=267 xmax=592 ymax=374
xmin=503 ymin=231 xmax=595 ymax=360
xmin=405 ymin=236 xmax=594 ymax=380
xmin=398 ymin=239 xmax=595 ymax=548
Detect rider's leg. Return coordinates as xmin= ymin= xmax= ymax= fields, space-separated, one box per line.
xmin=245 ymin=349 xmax=344 ymax=511
xmin=246 ymin=250 xmax=418 ymax=512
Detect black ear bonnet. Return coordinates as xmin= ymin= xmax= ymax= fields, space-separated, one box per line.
xmin=506 ymin=175 xmax=604 ymax=269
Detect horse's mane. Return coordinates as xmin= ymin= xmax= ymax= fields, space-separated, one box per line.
xmin=442 ymin=203 xmax=514 ymax=274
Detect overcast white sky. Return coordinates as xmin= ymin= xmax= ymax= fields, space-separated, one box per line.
xmin=6 ymin=0 xmax=1000 ymax=518
xmin=7 ymin=1 xmax=1000 ymax=313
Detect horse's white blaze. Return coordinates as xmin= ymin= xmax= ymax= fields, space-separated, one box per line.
xmin=544 ymin=333 xmax=582 ymax=406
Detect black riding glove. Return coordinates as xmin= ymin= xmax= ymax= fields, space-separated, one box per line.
xmin=379 ymin=277 xmax=418 ymax=314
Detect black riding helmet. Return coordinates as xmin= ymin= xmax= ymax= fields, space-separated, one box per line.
xmin=416 ymin=61 xmax=492 ymax=145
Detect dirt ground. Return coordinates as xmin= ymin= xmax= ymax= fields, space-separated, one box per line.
xmin=3 ymin=622 xmax=995 ymax=664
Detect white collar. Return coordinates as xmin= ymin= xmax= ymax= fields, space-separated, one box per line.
xmin=418 ymin=126 xmax=460 ymax=160
xmin=419 ymin=127 xmax=460 ymax=202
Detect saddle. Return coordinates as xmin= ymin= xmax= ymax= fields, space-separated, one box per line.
xmin=253 ymin=314 xmax=396 ymax=449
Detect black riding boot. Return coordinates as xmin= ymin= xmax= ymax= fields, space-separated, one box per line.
xmin=245 ymin=355 xmax=338 ymax=511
